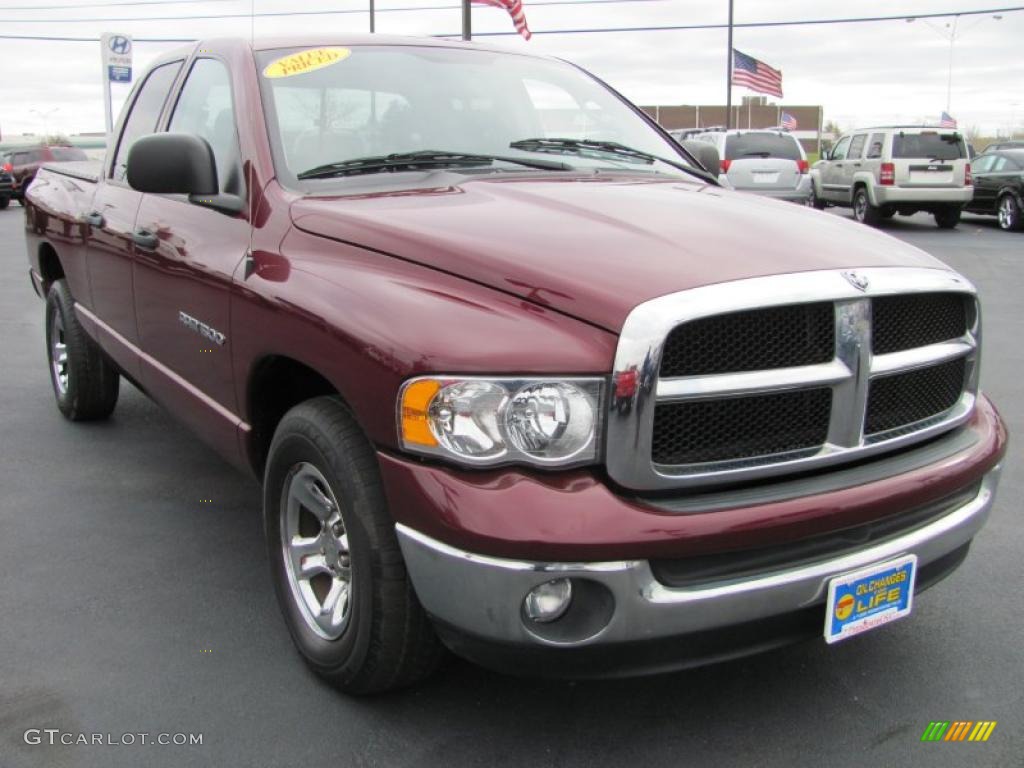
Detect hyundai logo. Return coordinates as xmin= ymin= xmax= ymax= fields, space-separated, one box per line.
xmin=109 ymin=35 xmax=131 ymax=55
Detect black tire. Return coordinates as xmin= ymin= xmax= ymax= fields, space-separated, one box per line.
xmin=852 ymin=187 xmax=881 ymax=226
xmin=263 ymin=397 xmax=444 ymax=694
xmin=934 ymin=206 xmax=961 ymax=229
xmin=997 ymin=194 xmax=1023 ymax=232
xmin=0 ymin=196 xmax=9 ymax=210
xmin=806 ymin=186 xmax=827 ymax=210
xmin=45 ymin=279 xmax=120 ymax=421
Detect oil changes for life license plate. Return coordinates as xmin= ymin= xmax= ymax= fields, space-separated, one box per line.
xmin=824 ymin=554 xmax=916 ymax=644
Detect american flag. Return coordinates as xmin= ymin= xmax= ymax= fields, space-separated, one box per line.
xmin=732 ymin=49 xmax=783 ymax=98
xmin=939 ymin=111 xmax=957 ymax=128
xmin=472 ymin=0 xmax=531 ymax=39
xmin=781 ymin=111 xmax=798 ymax=130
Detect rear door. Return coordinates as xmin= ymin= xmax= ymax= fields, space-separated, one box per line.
xmin=890 ymin=130 xmax=967 ymax=188
xmin=132 ymin=56 xmax=250 ymax=442
xmin=862 ymin=132 xmax=886 ymax=185
xmin=967 ymin=154 xmax=997 ymax=212
xmin=724 ymin=132 xmax=803 ymax=192
xmin=86 ymin=59 xmax=183 ymax=366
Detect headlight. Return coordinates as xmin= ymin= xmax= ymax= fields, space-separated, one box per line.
xmin=398 ymin=376 xmax=604 ymax=467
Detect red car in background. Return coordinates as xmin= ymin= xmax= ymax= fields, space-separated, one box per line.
xmin=2 ymin=144 xmax=88 ymax=203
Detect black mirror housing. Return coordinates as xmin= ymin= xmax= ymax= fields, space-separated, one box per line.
xmin=127 ymin=133 xmax=218 ymax=196
xmin=681 ymin=140 xmax=721 ymax=176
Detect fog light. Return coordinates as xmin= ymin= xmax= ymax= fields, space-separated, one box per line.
xmin=524 ymin=579 xmax=573 ymax=623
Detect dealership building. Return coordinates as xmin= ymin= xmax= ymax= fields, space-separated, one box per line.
xmin=640 ymin=97 xmax=825 ymax=155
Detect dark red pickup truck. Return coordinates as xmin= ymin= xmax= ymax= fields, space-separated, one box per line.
xmin=25 ymin=36 xmax=1006 ymax=693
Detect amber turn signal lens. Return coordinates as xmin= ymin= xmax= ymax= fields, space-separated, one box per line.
xmin=400 ymin=378 xmax=440 ymax=447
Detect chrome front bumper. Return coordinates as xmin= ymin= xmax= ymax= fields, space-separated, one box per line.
xmin=397 ymin=465 xmax=1000 ymax=649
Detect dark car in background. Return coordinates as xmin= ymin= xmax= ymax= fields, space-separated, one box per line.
xmin=981 ymin=139 xmax=1024 ymax=153
xmin=0 ymin=165 xmax=12 ymax=208
xmin=965 ymin=148 xmax=1024 ymax=231
xmin=2 ymin=144 xmax=88 ymax=203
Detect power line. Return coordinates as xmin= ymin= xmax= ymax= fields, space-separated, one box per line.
xmin=0 ymin=0 xmax=667 ymax=23
xmin=0 ymin=0 xmax=232 ymax=9
xmin=0 ymin=4 xmax=1020 ymax=41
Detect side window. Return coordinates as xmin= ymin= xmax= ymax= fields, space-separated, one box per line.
xmin=168 ymin=59 xmax=243 ymax=196
xmin=112 ymin=61 xmax=182 ymax=181
xmin=1005 ymin=157 xmax=1023 ymax=172
xmin=848 ymin=134 xmax=867 ymax=160
xmin=866 ymin=133 xmax=885 ymax=159
xmin=972 ymin=155 xmax=994 ymax=173
xmin=831 ymin=136 xmax=851 ymax=161
xmin=991 ymin=157 xmax=1008 ymax=173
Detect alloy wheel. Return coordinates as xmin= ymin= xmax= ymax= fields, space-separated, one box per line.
xmin=50 ymin=308 xmax=69 ymax=395
xmin=998 ymin=197 xmax=1017 ymax=230
xmin=280 ymin=462 xmax=353 ymax=640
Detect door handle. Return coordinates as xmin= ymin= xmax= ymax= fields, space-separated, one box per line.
xmin=132 ymin=229 xmax=159 ymax=250
xmin=84 ymin=211 xmax=104 ymax=228
xmin=852 ymin=162 xmax=862 ymax=167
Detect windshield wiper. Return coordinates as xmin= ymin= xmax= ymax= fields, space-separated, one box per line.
xmin=509 ymin=137 xmax=717 ymax=183
xmin=297 ymin=150 xmax=571 ymax=179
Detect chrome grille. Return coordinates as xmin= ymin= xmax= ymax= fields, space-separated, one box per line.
xmin=606 ymin=268 xmax=980 ymax=491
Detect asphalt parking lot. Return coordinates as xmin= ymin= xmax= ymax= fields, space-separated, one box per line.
xmin=0 ymin=203 xmax=1020 ymax=768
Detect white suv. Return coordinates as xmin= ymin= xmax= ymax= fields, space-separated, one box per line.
xmin=810 ymin=126 xmax=972 ymax=228
xmin=688 ymin=129 xmax=811 ymax=203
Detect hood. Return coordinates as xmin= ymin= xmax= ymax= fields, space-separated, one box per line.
xmin=290 ymin=173 xmax=947 ymax=332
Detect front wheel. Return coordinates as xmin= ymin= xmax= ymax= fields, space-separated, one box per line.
xmin=997 ymin=194 xmax=1022 ymax=231
xmin=852 ymin=188 xmax=881 ymax=226
xmin=45 ymin=280 xmax=119 ymax=420
xmin=263 ymin=397 xmax=444 ymax=694
xmin=934 ymin=207 xmax=961 ymax=229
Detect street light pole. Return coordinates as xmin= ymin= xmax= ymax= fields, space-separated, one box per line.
xmin=945 ymin=15 xmax=959 ymax=114
xmin=462 ymin=0 xmax=471 ymax=40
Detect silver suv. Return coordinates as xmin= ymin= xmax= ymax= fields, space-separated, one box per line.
xmin=810 ymin=126 xmax=972 ymax=228
xmin=688 ymin=129 xmax=810 ymax=203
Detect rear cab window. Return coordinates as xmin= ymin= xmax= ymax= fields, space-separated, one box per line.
xmin=111 ymin=60 xmax=183 ymax=181
xmin=724 ymin=133 xmax=802 ymax=161
xmin=892 ymin=132 xmax=965 ymax=161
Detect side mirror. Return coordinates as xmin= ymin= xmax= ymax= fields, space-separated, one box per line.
xmin=127 ymin=133 xmax=217 ymax=195
xmin=681 ymin=140 xmax=721 ymax=175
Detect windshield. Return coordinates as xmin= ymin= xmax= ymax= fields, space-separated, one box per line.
xmin=256 ymin=45 xmax=694 ymax=187
xmin=724 ymin=133 xmax=802 ymax=161
xmin=892 ymin=132 xmax=965 ymax=160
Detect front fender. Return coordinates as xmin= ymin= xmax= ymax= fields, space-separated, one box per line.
xmin=232 ymin=225 xmax=619 ymax=451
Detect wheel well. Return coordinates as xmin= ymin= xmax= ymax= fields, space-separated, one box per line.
xmin=38 ymin=242 xmax=64 ymax=286
xmin=247 ymin=356 xmax=338 ymax=477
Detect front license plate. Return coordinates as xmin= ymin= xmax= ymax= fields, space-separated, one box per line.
xmin=824 ymin=554 xmax=916 ymax=644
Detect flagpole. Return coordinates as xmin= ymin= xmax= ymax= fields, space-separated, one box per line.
xmin=725 ymin=0 xmax=734 ymax=129
xmin=462 ymin=0 xmax=472 ymax=40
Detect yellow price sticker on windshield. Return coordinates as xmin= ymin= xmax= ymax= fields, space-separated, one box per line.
xmin=263 ymin=47 xmax=351 ymax=78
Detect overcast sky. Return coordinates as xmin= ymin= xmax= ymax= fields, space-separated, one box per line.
xmin=1 ymin=0 xmax=1021 ymax=138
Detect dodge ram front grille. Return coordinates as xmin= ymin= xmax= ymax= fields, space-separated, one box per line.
xmin=606 ymin=269 xmax=980 ymax=491
xmin=652 ymin=389 xmax=832 ymax=465
xmin=871 ymin=292 xmax=969 ymax=355
xmin=659 ymin=303 xmax=835 ymax=377
xmin=865 ymin=357 xmax=967 ymax=435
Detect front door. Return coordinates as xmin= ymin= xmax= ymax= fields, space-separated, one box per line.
xmin=132 ymin=57 xmax=250 ymax=453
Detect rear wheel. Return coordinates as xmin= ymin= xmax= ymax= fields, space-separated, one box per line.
xmin=997 ymin=194 xmax=1022 ymax=231
xmin=852 ymin=187 xmax=881 ymax=226
xmin=934 ymin=206 xmax=961 ymax=229
xmin=45 ymin=279 xmax=120 ymax=420
xmin=806 ymin=186 xmax=827 ymax=210
xmin=264 ymin=397 xmax=444 ymax=694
